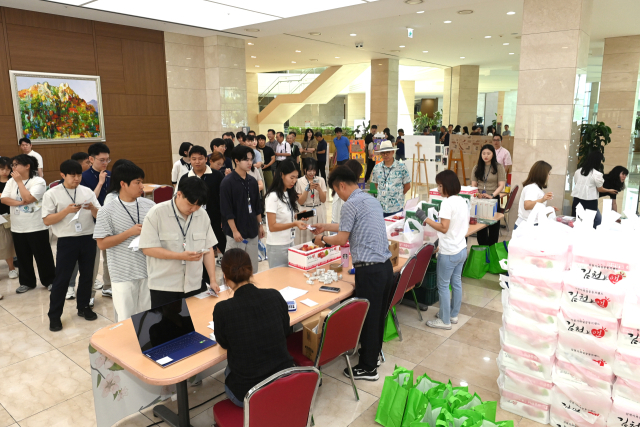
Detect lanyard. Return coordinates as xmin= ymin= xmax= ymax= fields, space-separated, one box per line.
xmin=305 ymin=177 xmax=317 ymax=207
xmin=285 ymin=194 xmax=294 ymax=223
xmin=118 ymin=196 xmax=140 ymax=225
xmin=381 ymin=165 xmax=392 ymax=189
xmin=63 ymin=186 xmax=77 ymax=204
xmin=483 ymin=166 xmax=490 ymax=192
xmin=171 ymin=198 xmax=193 ymax=245
xmin=240 ymin=175 xmax=252 ymax=208
xmin=17 ymin=178 xmax=30 ymax=197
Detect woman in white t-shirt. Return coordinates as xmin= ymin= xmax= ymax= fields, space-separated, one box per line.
xmin=171 ymin=142 xmax=193 ymax=187
xmin=265 ymin=161 xmax=308 ymax=268
xmin=294 ymin=158 xmax=327 ymax=245
xmin=571 ymin=151 xmax=617 ymax=228
xmin=0 ymin=155 xmax=55 ymax=293
xmin=516 ymin=161 xmax=555 ymax=227
xmin=422 ymin=170 xmax=469 ymax=330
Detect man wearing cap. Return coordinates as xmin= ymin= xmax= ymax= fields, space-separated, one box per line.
xmin=371 ymin=141 xmax=411 ymax=217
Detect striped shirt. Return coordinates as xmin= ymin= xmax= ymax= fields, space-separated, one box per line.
xmin=339 ymin=189 xmax=391 ymax=263
xmin=93 ymin=197 xmax=155 ymax=283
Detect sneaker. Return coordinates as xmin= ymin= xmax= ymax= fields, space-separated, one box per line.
xmin=49 ymin=318 xmax=63 ymax=332
xmin=426 ymin=318 xmax=452 ymax=330
xmin=215 ymin=258 xmax=222 ymax=266
xmin=89 ymin=298 xmax=95 ymax=308
xmin=8 ymin=269 xmax=18 ymax=279
xmin=93 ymin=280 xmax=103 ymax=290
xmin=16 ymin=285 xmax=31 ymax=293
xmin=78 ymin=307 xmax=98 ymax=321
xmin=343 ymin=365 xmax=379 ymax=381
xmin=66 ymin=287 xmax=76 ymax=300
xmin=436 ymin=312 xmax=458 ymax=324
xmin=102 ymin=288 xmax=112 ymax=298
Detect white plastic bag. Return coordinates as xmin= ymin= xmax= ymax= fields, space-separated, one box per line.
xmin=606 ymin=396 xmax=640 ymax=427
xmin=501 ymin=308 xmax=558 ymax=357
xmin=498 ymin=330 xmax=555 ymax=381
xmin=501 ymin=368 xmax=553 ymax=404
xmin=562 ymin=270 xmax=625 ymax=319
xmin=614 ymin=348 xmax=640 ymax=379
xmin=551 ymin=381 xmax=612 ymax=426
xmin=552 ymin=358 xmax=614 ymax=392
xmin=613 ymin=376 xmax=640 ymax=405
xmin=507 ymin=266 xmax=565 ymax=307
xmin=498 ymin=376 xmax=550 ymax=423
xmin=502 ymin=287 xmax=558 ymax=328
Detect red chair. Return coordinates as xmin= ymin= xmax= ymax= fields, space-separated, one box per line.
xmin=152 ymin=185 xmax=174 ymax=203
xmin=404 ymin=244 xmax=436 ymax=320
xmin=500 ymin=185 xmax=519 ymax=233
xmin=385 ymin=255 xmax=418 ymax=341
xmin=286 ymin=298 xmax=370 ymax=400
xmin=48 ymin=180 xmax=61 ymax=190
xmin=213 ymin=366 xmax=320 ymax=427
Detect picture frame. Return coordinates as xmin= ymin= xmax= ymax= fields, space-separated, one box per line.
xmin=9 ymin=70 xmax=106 ymax=145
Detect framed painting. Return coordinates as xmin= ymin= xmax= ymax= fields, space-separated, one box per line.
xmin=9 ymin=70 xmax=105 ymax=144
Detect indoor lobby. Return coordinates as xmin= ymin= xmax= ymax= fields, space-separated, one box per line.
xmin=0 ymin=0 xmax=639 ymax=426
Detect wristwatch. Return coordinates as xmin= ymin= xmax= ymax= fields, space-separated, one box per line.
xmin=321 ymin=236 xmax=331 ymax=248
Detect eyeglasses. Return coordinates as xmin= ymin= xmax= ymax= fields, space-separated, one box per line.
xmin=95 ymin=158 xmax=111 ymax=164
xmin=11 ymin=163 xmax=19 ymax=168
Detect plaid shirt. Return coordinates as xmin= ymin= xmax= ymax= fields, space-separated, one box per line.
xmin=339 ymin=189 xmax=392 ymax=263
xmin=371 ymin=160 xmax=411 ymax=213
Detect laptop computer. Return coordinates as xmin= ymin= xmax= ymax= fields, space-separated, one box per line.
xmin=131 ymin=299 xmax=216 ymax=367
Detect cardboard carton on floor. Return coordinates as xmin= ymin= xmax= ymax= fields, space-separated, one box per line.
xmin=388 ymin=241 xmax=399 ymax=267
xmin=302 ymin=309 xmax=331 ymax=361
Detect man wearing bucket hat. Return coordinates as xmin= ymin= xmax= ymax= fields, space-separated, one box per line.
xmin=371 ymin=140 xmax=411 ymax=217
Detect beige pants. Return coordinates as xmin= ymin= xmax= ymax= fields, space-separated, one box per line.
xmin=92 ymin=249 xmax=111 ymax=290
xmin=112 ymin=278 xmax=151 ymax=322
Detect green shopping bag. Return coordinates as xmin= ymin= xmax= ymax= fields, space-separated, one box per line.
xmin=426 ymin=381 xmax=468 ymax=402
xmin=447 ymin=391 xmax=497 ymax=422
xmin=375 ymin=366 xmax=414 ymax=427
xmin=402 ymin=374 xmax=443 ymax=427
xmin=384 ymin=308 xmax=399 ymax=342
xmin=448 ymin=409 xmax=485 ymax=427
xmin=462 ymin=246 xmax=490 ymax=279
xmin=408 ymin=399 xmax=451 ymax=427
xmin=488 ymin=241 xmax=509 ymax=275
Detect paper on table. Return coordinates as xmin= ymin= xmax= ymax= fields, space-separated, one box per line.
xmin=128 ymin=236 xmax=141 ymax=251
xmin=156 ymin=356 xmax=172 ymax=365
xmin=207 ymin=321 xmax=214 ymax=330
xmin=300 ymin=298 xmax=318 ymax=307
xmin=279 ymin=286 xmax=308 ymax=301
xmin=147 ymin=184 xmax=162 ymax=188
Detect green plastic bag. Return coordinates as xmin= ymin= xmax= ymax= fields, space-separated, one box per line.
xmin=462 ymin=246 xmax=490 ymax=279
xmin=488 ymin=241 xmax=509 ymax=275
xmin=426 ymin=381 xmax=468 ymax=402
xmin=375 ymin=366 xmax=414 ymax=427
xmin=402 ymin=374 xmax=443 ymax=427
xmin=448 ymin=409 xmax=485 ymax=427
xmin=408 ymin=399 xmax=451 ymax=427
xmin=384 ymin=308 xmax=399 ymax=342
xmin=447 ymin=391 xmax=497 ymax=422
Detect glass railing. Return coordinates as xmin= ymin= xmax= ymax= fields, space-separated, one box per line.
xmin=258 ymin=67 xmax=326 ymax=102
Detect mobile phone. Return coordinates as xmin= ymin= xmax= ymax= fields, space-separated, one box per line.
xmin=319 ymin=286 xmax=340 ymax=293
xmin=313 ymin=178 xmax=318 ymax=183
xmin=297 ymin=210 xmax=314 ymax=220
xmin=287 ymin=301 xmax=297 ymax=312
xmin=196 ymin=248 xmax=210 ymax=254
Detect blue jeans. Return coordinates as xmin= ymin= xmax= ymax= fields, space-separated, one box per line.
xmin=436 ymin=248 xmax=467 ymax=324
xmin=224 ymin=366 xmax=244 ymax=407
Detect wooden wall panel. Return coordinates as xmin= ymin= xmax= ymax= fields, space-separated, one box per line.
xmin=94 ymin=22 xmax=163 ymax=44
xmin=102 ymin=94 xmax=168 ymax=116
xmin=121 ymin=39 xmax=167 ymax=96
xmin=4 ymin=8 xmax=92 ymax=34
xmin=0 ymin=24 xmax=13 ymax=116
xmin=5 ymin=24 xmax=97 ymax=75
xmin=95 ymin=36 xmax=125 ymax=94
xmin=0 ymin=116 xmax=18 ymax=155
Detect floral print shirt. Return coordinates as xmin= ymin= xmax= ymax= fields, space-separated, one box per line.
xmin=371 ymin=160 xmax=411 ymax=214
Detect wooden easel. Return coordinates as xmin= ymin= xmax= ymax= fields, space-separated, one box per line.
xmin=448 ymin=148 xmax=466 ymax=184
xmin=410 ymin=141 xmax=429 ymax=198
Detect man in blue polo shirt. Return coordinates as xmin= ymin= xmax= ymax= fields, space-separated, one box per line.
xmin=333 ymin=127 xmax=350 ymax=166
xmin=81 ymin=142 xmax=112 ymax=299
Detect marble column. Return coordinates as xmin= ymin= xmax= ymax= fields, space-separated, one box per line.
xmin=442 ymin=65 xmax=479 ymax=130
xmin=370 ymin=59 xmax=399 ymax=135
xmin=399 ymin=81 xmax=415 ymax=134
xmin=246 ymin=73 xmax=259 ymax=131
xmin=346 ymin=93 xmax=366 ymax=127
xmin=510 ymin=0 xmax=593 ymax=219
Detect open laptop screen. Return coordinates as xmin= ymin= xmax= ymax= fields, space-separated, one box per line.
xmin=131 ymin=299 xmax=196 ymax=352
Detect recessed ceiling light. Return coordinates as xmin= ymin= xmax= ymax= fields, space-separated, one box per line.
xmin=310 ymin=59 xmax=318 ymax=61
xmin=378 ymin=63 xmax=382 ymax=65
xmin=247 ymin=42 xmax=254 ymax=45
xmin=507 ymin=11 xmax=516 ymax=15
xmin=460 ymin=56 xmax=465 ymax=59
xmin=509 ymin=52 xmax=514 ymax=55
xmin=251 ymin=56 xmax=256 ymax=58
xmin=391 ymin=50 xmax=400 ymax=52
xmin=255 ymin=65 xmax=259 ymax=67
xmin=422 ymin=50 xmax=428 ymax=53
xmin=309 ymin=32 xmax=321 ymax=36
xmin=245 ymin=28 xmax=260 ymax=32
xmin=350 ymin=33 xmax=357 ymax=36
xmin=416 ymin=11 xmax=424 ymax=13
xmin=457 ymin=10 xmax=473 ymax=14
xmin=292 ymin=61 xmax=296 ymax=63
xmin=444 ymin=20 xmax=452 ymax=23
xmin=562 ymin=46 xmax=568 ymax=49
xmin=503 ymin=43 xmax=509 ymax=45
xmin=295 ymin=50 xmax=301 ymax=52
xmin=485 ymin=36 xmax=491 ymax=38
xmin=186 ymin=57 xmax=191 ymax=59
xmin=404 ymin=0 xmax=423 ymax=4
xmin=399 ymin=45 xmax=405 ymax=48
xmin=335 ymin=57 xmax=340 ymax=59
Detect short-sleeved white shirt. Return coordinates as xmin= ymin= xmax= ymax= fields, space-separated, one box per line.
xmin=571 ymin=168 xmax=604 ymax=200
xmin=265 ymin=192 xmax=295 ymax=245
xmin=516 ymin=184 xmax=546 ymax=226
xmin=437 ymin=195 xmax=469 ymax=256
xmin=27 ymin=151 xmax=43 ymax=170
xmin=0 ymin=177 xmax=47 ymax=233
xmin=42 ymin=184 xmax=101 ymax=237
xmin=171 ymin=159 xmax=192 ymax=184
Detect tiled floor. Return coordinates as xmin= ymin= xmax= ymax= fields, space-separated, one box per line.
xmin=0 ymin=199 xmax=538 ymax=427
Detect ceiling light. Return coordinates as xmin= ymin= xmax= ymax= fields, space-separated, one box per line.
xmin=251 ymin=56 xmax=256 ymax=58
xmin=422 ymin=50 xmax=428 ymax=53
xmin=245 ymin=28 xmax=260 ymax=32
xmin=255 ymin=65 xmax=259 ymax=67
xmin=404 ymin=0 xmax=423 ymax=4
xmin=416 ymin=11 xmax=425 ymax=14
xmin=485 ymin=36 xmax=491 ymax=38
xmin=444 ymin=20 xmax=452 ymax=23
xmin=186 ymin=57 xmax=191 ymax=59
xmin=399 ymin=45 xmax=405 ymax=48
xmin=562 ymin=46 xmax=568 ymax=49
xmin=509 ymin=52 xmax=514 ymax=55
xmin=378 ymin=63 xmax=382 ymax=65
xmin=335 ymin=57 xmax=340 ymax=58
xmin=310 ymin=59 xmax=318 ymax=61
xmin=460 ymin=56 xmax=465 ymax=59
xmin=503 ymin=43 xmax=509 ymax=45
xmin=292 ymin=61 xmax=296 ymax=63
xmin=295 ymin=50 xmax=301 ymax=52
xmin=309 ymin=32 xmax=321 ymax=36
xmin=457 ymin=10 xmax=474 ymax=14
xmin=507 ymin=11 xmax=516 ymax=15
xmin=247 ymin=42 xmax=254 ymax=45
xmin=350 ymin=33 xmax=357 ymax=36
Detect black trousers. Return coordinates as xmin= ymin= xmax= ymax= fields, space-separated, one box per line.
xmin=317 ymin=161 xmax=327 ymax=181
xmin=12 ymin=229 xmax=55 ymax=289
xmin=354 ymin=259 xmax=395 ymax=371
xmin=364 ymin=158 xmax=376 ymax=183
xmin=48 ymin=235 xmax=96 ymax=321
xmin=476 ymin=195 xmax=501 ymax=247
xmin=150 ymin=287 xmax=206 ymax=309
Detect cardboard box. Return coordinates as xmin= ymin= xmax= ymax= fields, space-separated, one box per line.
xmin=288 ymin=242 xmax=341 ymax=271
xmin=302 ymin=309 xmax=331 ymax=361
xmin=388 ymin=241 xmax=399 ymax=267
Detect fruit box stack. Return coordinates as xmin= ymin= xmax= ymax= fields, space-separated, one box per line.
xmin=288 ymin=242 xmax=340 ymax=271
xmin=497 ymin=215 xmax=640 ymax=427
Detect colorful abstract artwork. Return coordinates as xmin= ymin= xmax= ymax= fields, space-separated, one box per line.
xmin=10 ymin=71 xmax=105 ymax=144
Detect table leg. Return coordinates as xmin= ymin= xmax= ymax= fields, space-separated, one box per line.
xmin=152 ymin=380 xmax=192 ymax=427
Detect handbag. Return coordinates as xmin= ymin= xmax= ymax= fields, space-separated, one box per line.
xmin=375 ymin=366 xmax=414 ymax=427
xmin=462 ymin=246 xmax=490 ymax=279
xmin=488 ymin=241 xmax=509 ymax=275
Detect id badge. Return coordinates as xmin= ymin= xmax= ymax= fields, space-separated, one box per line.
xmin=14 ymin=207 xmax=20 ymax=215
xmin=481 ymin=190 xmax=486 ymax=194
xmin=312 ymin=208 xmax=317 ymax=217
xmin=248 ymin=204 xmax=252 ymax=214
xmin=75 ymin=222 xmax=82 ymax=233
xmin=290 ymin=229 xmax=295 ymax=238
xmin=380 ymin=190 xmax=387 ymax=197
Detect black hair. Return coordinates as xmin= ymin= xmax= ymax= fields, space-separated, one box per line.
xmin=248 ymin=130 xmax=256 ymax=136
xmin=453 ymin=125 xmax=461 ymax=133
xmin=303 ymin=157 xmax=318 ymax=172
xmin=231 ymin=145 xmax=254 ymax=164
xmin=383 ymin=128 xmax=394 ymax=142
xmin=276 ymin=131 xmax=285 ymax=139
xmin=423 ymin=126 xmax=430 ymax=132
xmin=431 ymin=125 xmax=437 ymax=131
xmin=178 ymin=176 xmax=208 ymax=206
xmin=236 ymin=131 xmax=246 ymax=142
xmin=493 ymin=134 xmax=503 ymax=141
xmin=268 ymin=129 xmax=276 ymax=135
xmin=472 ymin=125 xmax=478 ymax=130
xmin=328 ymin=165 xmax=358 ymax=190
xmin=334 ymin=127 xmax=343 ymax=133
xmin=189 ymin=145 xmax=208 ymax=158
xmin=110 ymin=161 xmax=145 ymax=194
xmin=223 ymin=131 xmax=235 ymax=139
xmin=266 ymin=160 xmax=299 ymax=213
xmin=71 ymin=152 xmax=89 ymax=162
xmin=60 ymin=159 xmax=82 ymax=175
xmin=246 ymin=134 xmax=255 ymax=142
xmin=581 ymin=151 xmax=604 ymax=176
xmin=474 ymin=144 xmax=499 ymax=182
xmin=11 ymin=154 xmax=37 ymax=178
xmin=370 ymin=125 xmax=378 ymax=130
xmin=603 ymin=166 xmax=629 ymax=192
xmin=304 ymin=128 xmax=314 ymax=142
xmin=398 ymin=128 xmax=404 ymax=133
xmin=178 ymin=142 xmax=193 ymax=157
xmin=107 ymin=159 xmax=136 ymax=193
xmin=88 ymin=142 xmax=110 ymax=157
xmin=0 ymin=156 xmax=11 ymax=170
xmin=314 ymin=131 xmax=322 ymax=138
xmin=224 ymin=139 xmax=234 ymax=158
xmin=288 ymin=131 xmax=296 ymax=136
xmin=257 ymin=134 xmax=266 ymax=141
xmin=210 ymin=138 xmax=225 ymax=152
xmin=221 ymin=248 xmax=253 ymax=285
xmin=463 ymin=126 xmax=469 ymax=134
xmin=18 ymin=137 xmax=31 ymax=146
xmin=436 ymin=170 xmax=461 ymax=197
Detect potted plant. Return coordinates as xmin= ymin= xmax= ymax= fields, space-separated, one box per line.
xmin=413 ymin=110 xmax=443 ymax=134
xmin=577 ymin=121 xmax=612 ymax=170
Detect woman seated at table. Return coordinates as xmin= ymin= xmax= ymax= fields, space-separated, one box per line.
xmin=213 ymin=249 xmax=294 ymax=407
xmin=295 ymin=158 xmax=327 ymax=245
xmin=471 ymin=144 xmax=505 ymax=246
xmin=516 ymin=160 xmax=555 ymax=228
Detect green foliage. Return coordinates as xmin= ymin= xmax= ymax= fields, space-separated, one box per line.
xmin=578 ymin=121 xmax=612 ymax=169
xmin=635 ymin=115 xmax=640 ymax=137
xmin=355 ymin=120 xmax=371 ymax=138
xmin=413 ymin=110 xmax=443 ymax=134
